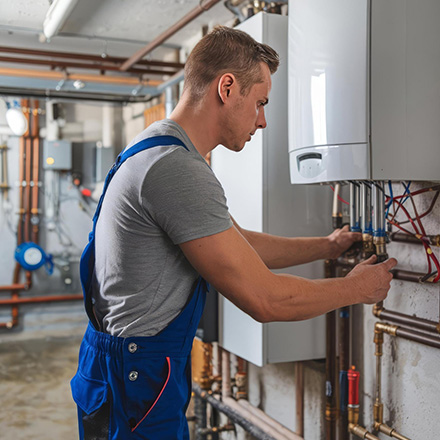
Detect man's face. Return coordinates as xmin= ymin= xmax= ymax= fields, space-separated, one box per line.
xmin=223 ymin=63 xmax=272 ymax=152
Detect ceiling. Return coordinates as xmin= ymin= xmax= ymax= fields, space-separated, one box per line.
xmin=0 ymin=0 xmax=241 ymax=101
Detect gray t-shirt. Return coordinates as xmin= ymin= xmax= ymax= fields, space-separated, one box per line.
xmin=92 ymin=119 xmax=232 ymax=337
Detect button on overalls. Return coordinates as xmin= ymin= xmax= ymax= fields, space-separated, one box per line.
xmin=71 ymin=136 xmax=208 ymax=439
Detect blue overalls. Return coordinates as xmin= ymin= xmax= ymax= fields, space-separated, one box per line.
xmin=71 ymin=136 xmax=208 ymax=439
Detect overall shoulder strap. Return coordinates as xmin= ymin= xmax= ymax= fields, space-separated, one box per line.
xmin=92 ymin=135 xmax=188 ymax=227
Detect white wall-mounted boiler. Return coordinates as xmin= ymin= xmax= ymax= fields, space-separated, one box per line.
xmin=288 ymin=0 xmax=440 ymax=184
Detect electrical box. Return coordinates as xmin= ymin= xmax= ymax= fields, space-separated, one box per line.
xmin=288 ymin=0 xmax=440 ymax=184
xmin=211 ymin=12 xmax=331 ymax=366
xmin=43 ymin=139 xmax=72 ymax=170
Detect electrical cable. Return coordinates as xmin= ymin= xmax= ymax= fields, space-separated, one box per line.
xmin=386 ymin=184 xmax=440 ymax=282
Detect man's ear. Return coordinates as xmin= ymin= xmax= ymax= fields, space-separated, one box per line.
xmin=218 ymin=73 xmax=236 ymax=104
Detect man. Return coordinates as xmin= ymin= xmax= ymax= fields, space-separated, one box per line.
xmin=71 ymin=26 xmax=397 ymax=439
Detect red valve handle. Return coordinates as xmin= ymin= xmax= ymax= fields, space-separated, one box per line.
xmin=348 ymin=365 xmax=360 ymax=406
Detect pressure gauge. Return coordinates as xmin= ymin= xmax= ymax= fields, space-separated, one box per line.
xmin=15 ymin=242 xmax=54 ymax=274
xmin=23 ymin=246 xmax=44 ymax=267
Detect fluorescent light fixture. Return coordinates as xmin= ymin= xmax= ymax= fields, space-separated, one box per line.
xmin=43 ymin=0 xmax=79 ymax=40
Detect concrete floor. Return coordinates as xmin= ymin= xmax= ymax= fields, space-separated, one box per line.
xmin=0 ymin=335 xmax=82 ymax=440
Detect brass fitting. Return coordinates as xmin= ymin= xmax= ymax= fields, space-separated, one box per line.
xmin=375 ymin=322 xmax=399 ymax=337
xmin=348 ymin=404 xmax=359 ymax=426
xmin=374 ymin=328 xmax=384 ymax=356
xmin=373 ymin=302 xmax=383 ymax=317
xmin=374 ymin=423 xmax=411 ymax=440
xmin=373 ymin=236 xmax=388 ymax=261
xmin=349 ymin=423 xmax=381 ymax=440
xmin=362 ymin=233 xmax=375 ymax=258
xmin=373 ymin=402 xmax=383 ymax=426
xmin=325 ymin=403 xmax=338 ymax=422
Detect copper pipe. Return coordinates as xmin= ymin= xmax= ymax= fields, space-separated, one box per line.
xmin=373 ymin=323 xmax=412 ymax=440
xmin=24 ymin=137 xmax=32 ymax=242
xmin=333 ymin=259 xmax=434 ymax=284
xmin=0 ymin=67 xmax=161 ymax=87
xmin=0 ymin=55 xmax=179 ymax=75
xmin=31 ymin=101 xmax=40 ymax=243
xmin=395 ymin=326 xmax=440 ymax=349
xmin=324 ymin=260 xmax=337 ymax=440
xmin=294 ymin=362 xmax=304 ymax=437
xmin=120 ymin=0 xmax=222 ymax=71
xmin=0 ymin=46 xmax=185 ymax=69
xmin=0 ymin=294 xmax=83 ymax=306
xmin=338 ymin=306 xmax=350 ymax=440
xmin=10 ymin=263 xmax=22 ymax=327
xmin=374 ymin=306 xmax=439 ymax=334
xmin=391 ymin=232 xmax=440 ymax=247
xmin=376 ymin=322 xmax=440 ymax=349
xmin=325 ymin=309 xmax=337 ymax=440
xmin=0 ymin=283 xmax=27 ymax=292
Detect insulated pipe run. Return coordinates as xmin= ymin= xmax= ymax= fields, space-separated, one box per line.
xmin=372 ymin=182 xmax=387 ymax=261
xmin=360 ymin=183 xmax=371 ymax=233
xmin=237 ymin=400 xmax=302 ymax=440
xmin=349 ymin=183 xmax=361 ymax=232
xmin=372 ymin=182 xmax=385 ymax=235
xmin=332 ymin=183 xmax=342 ymax=229
xmin=223 ymin=396 xmax=295 ymax=440
xmin=193 ymin=384 xmax=278 ymax=440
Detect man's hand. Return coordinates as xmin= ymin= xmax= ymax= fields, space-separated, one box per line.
xmin=346 ymin=255 xmax=398 ymax=304
xmin=327 ymin=225 xmax=362 ymax=259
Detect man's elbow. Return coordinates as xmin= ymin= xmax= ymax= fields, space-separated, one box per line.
xmin=246 ymin=299 xmax=278 ymax=323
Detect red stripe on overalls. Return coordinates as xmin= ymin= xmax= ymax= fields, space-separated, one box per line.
xmin=131 ymin=356 xmax=172 ymax=432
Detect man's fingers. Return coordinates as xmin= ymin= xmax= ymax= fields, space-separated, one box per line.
xmin=351 ymin=232 xmax=363 ymax=242
xmin=359 ymin=255 xmax=377 ymax=265
xmin=380 ymin=257 xmax=398 ymax=271
xmin=341 ymin=225 xmax=350 ymax=232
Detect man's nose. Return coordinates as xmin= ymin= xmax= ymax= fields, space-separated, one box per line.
xmin=257 ymin=108 xmax=267 ymax=129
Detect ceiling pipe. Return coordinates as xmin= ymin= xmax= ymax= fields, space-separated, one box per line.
xmin=0 ymin=55 xmax=178 ymax=76
xmin=0 ymin=67 xmax=161 ymax=87
xmin=43 ymin=0 xmax=79 ymax=41
xmin=0 ymin=46 xmax=185 ymax=69
xmin=120 ymin=0 xmax=222 ymax=71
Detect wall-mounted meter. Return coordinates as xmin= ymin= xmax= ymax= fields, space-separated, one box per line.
xmin=288 ymin=0 xmax=440 ymax=183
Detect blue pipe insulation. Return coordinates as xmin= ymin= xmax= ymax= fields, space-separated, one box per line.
xmin=339 ymin=370 xmax=348 ymax=413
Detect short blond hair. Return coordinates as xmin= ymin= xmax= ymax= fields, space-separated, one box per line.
xmin=184 ymin=25 xmax=279 ymax=102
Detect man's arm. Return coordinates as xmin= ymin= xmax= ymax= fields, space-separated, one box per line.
xmin=231 ymin=217 xmax=361 ymax=269
xmin=180 ymin=225 xmax=396 ymax=323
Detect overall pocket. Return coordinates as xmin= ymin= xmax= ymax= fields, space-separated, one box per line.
xmin=127 ymin=356 xmax=172 ymax=432
xmin=71 ymin=370 xmax=110 ymax=440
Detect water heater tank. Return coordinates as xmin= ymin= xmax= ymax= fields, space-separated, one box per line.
xmin=288 ymin=0 xmax=440 ymax=184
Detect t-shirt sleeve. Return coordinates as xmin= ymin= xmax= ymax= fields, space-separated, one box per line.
xmin=141 ymin=149 xmax=233 ymax=244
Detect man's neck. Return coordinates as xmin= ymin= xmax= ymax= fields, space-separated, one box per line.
xmin=169 ymin=92 xmax=222 ymax=158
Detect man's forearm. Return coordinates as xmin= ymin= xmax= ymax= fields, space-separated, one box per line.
xmin=237 ymin=227 xmax=333 ymax=269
